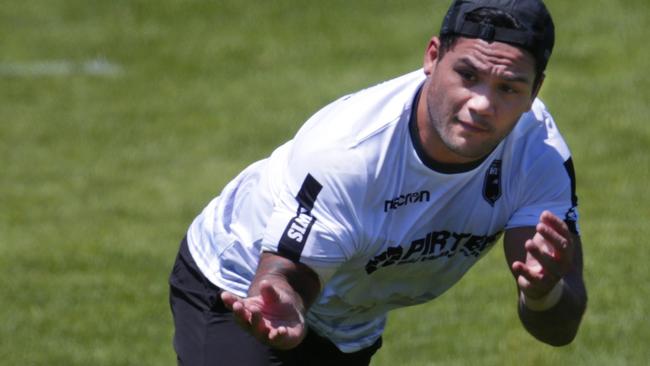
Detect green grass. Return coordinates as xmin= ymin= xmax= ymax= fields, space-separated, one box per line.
xmin=1 ymin=0 xmax=648 ymax=365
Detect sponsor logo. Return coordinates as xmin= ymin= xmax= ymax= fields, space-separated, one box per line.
xmin=283 ymin=207 xmax=316 ymax=244
xmin=384 ymin=190 xmax=430 ymax=212
xmin=365 ymin=229 xmax=502 ymax=274
xmin=278 ymin=174 xmax=323 ymax=262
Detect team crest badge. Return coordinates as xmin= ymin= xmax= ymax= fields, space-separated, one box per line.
xmin=483 ymin=160 xmax=502 ymax=206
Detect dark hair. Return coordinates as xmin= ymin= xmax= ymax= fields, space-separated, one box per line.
xmin=438 ymin=7 xmax=544 ymax=90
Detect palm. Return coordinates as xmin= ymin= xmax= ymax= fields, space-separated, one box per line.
xmin=222 ymin=281 xmax=306 ymax=350
xmin=247 ymin=288 xmax=304 ymax=338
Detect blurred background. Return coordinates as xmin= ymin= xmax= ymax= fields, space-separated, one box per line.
xmin=1 ymin=0 xmax=648 ymax=364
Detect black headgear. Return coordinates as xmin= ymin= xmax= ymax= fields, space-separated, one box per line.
xmin=440 ymin=0 xmax=555 ymax=71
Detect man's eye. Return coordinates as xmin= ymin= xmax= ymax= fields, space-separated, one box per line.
xmin=499 ymin=84 xmax=518 ymax=94
xmin=458 ymin=70 xmax=476 ymax=81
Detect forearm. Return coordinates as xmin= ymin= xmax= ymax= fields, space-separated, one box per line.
xmin=518 ymin=275 xmax=587 ymax=346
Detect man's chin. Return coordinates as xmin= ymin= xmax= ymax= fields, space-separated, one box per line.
xmin=446 ymin=141 xmax=494 ymax=163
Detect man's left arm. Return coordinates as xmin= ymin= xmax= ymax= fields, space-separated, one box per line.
xmin=504 ymin=210 xmax=587 ymax=346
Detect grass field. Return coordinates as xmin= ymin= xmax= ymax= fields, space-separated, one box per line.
xmin=2 ymin=1 xmax=648 ymax=365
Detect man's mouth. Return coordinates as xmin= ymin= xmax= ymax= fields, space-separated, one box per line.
xmin=454 ymin=117 xmax=490 ymax=133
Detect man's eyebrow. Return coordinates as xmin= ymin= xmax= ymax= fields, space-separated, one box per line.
xmin=457 ymin=57 xmax=479 ymax=71
xmin=500 ymin=73 xmax=531 ymax=84
xmin=456 ymin=57 xmax=531 ymax=84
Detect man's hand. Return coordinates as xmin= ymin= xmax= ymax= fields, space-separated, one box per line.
xmin=504 ymin=210 xmax=587 ymax=346
xmin=221 ymin=280 xmax=306 ymax=350
xmin=511 ymin=210 xmax=574 ymax=299
xmin=220 ymin=252 xmax=321 ymax=350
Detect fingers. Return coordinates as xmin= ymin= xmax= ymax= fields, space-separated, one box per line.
xmin=512 ymin=259 xmax=555 ymax=299
xmin=247 ymin=302 xmax=296 ymax=349
xmin=512 ymin=261 xmax=531 ymax=288
xmin=221 ymin=291 xmax=255 ymax=326
xmin=249 ymin=305 xmax=272 ymax=340
xmin=220 ymin=291 xmax=240 ymax=310
xmin=219 ymin=283 xmax=306 ymax=349
xmin=512 ymin=259 xmax=543 ymax=286
xmin=226 ymin=298 xmax=274 ymax=342
xmin=538 ymin=211 xmax=571 ymax=252
xmin=268 ymin=325 xmax=288 ymax=341
xmin=526 ymin=212 xmax=573 ymax=265
xmin=221 ymin=291 xmax=262 ymax=333
xmin=527 ymin=242 xmax=570 ymax=288
xmin=512 ymin=212 xmax=576 ymax=299
xmin=535 ymin=224 xmax=566 ymax=256
xmin=513 ymin=259 xmax=539 ymax=280
xmin=220 ymin=287 xmax=293 ymax=346
xmin=540 ymin=210 xmax=569 ymax=232
xmin=515 ymin=213 xmax=571 ymax=297
xmin=525 ymin=238 xmax=558 ymax=270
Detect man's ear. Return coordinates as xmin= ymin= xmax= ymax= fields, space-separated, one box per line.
xmin=423 ymin=37 xmax=441 ymax=76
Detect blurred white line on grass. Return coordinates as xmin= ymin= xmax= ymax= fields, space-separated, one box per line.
xmin=0 ymin=58 xmax=123 ymax=77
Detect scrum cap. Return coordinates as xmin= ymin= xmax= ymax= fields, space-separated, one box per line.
xmin=440 ymin=0 xmax=555 ymax=71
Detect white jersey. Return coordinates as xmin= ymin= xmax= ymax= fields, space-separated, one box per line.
xmin=187 ymin=69 xmax=579 ymax=352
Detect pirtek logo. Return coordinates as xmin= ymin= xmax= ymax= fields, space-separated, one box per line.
xmin=365 ymin=229 xmax=502 ymax=274
xmin=384 ymin=190 xmax=430 ymax=212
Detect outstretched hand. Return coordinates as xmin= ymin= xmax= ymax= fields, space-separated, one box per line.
xmin=221 ymin=280 xmax=307 ymax=350
xmin=511 ymin=211 xmax=575 ymax=299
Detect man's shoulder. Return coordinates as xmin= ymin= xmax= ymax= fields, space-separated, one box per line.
xmin=297 ymin=70 xmax=425 ymax=138
xmin=350 ymin=69 xmax=425 ymax=100
xmin=277 ymin=71 xmax=426 ymax=209
xmin=510 ymin=98 xmax=572 ymax=161
xmin=290 ymin=69 xmax=425 ymax=163
xmin=513 ymin=98 xmax=552 ymax=135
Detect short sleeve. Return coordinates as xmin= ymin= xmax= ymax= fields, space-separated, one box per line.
xmin=506 ymin=151 xmax=580 ymax=234
xmin=261 ymin=144 xmax=368 ymax=283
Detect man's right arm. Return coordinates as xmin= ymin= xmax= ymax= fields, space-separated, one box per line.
xmin=220 ymin=252 xmax=321 ymax=350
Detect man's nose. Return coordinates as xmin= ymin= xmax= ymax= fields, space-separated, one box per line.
xmin=466 ymin=85 xmax=495 ymax=116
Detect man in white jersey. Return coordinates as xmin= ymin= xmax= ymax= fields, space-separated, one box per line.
xmin=169 ymin=0 xmax=587 ymax=364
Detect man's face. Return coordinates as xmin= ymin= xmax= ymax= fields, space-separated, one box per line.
xmin=421 ymin=36 xmax=540 ymax=164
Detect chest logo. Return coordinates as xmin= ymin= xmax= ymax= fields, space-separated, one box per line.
xmin=364 ymin=230 xmax=503 ymax=274
xmin=384 ymin=190 xmax=430 ymax=212
xmin=483 ymin=159 xmax=502 ymax=206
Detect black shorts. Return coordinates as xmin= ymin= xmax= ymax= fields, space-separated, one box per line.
xmin=169 ymin=237 xmax=382 ymax=366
